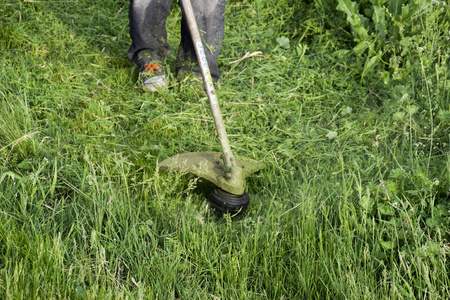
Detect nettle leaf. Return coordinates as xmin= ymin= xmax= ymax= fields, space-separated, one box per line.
xmin=276 ymin=36 xmax=290 ymax=49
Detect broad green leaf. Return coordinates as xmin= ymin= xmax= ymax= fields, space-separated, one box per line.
xmin=427 ymin=241 xmax=441 ymax=255
xmin=326 ymin=131 xmax=338 ymax=139
xmin=353 ymin=16 xmax=369 ymax=40
xmin=337 ymin=0 xmax=369 ymax=41
xmin=341 ymin=106 xmax=353 ymax=116
xmin=400 ymin=37 xmax=413 ymax=56
xmin=360 ymin=189 xmax=374 ymax=211
xmin=337 ymin=0 xmax=357 ymax=16
xmin=353 ymin=40 xmax=371 ymax=56
xmin=393 ymin=111 xmax=406 ymax=121
xmin=332 ymin=49 xmax=351 ymax=58
xmin=437 ymin=109 xmax=450 ymax=122
xmin=372 ymin=5 xmax=386 ymax=42
xmin=378 ymin=203 xmax=395 ymax=216
xmin=276 ymin=36 xmax=290 ymax=49
xmin=406 ymin=105 xmax=419 ymax=115
xmin=389 ymin=168 xmax=406 ymax=179
xmin=388 ymin=0 xmax=405 ymax=16
xmin=362 ymin=55 xmax=379 ymax=80
xmin=369 ymin=0 xmax=389 ymax=5
xmin=426 ymin=217 xmax=442 ymax=229
xmin=17 ymin=159 xmax=33 ymax=170
xmin=379 ymin=239 xmax=395 ymax=250
xmin=0 ymin=171 xmax=22 ymax=184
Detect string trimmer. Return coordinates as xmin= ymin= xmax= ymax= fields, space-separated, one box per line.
xmin=159 ymin=0 xmax=264 ymax=214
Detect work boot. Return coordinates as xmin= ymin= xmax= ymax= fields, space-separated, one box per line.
xmin=138 ymin=62 xmax=168 ymax=92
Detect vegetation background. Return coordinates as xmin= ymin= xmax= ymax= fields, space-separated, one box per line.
xmin=0 ymin=0 xmax=449 ymax=298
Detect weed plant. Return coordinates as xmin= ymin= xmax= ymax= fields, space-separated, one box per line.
xmin=0 ymin=0 xmax=449 ymax=298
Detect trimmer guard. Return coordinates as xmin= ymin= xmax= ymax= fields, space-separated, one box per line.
xmin=158 ymin=152 xmax=265 ymax=195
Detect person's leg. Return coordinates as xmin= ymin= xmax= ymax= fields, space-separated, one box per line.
xmin=177 ymin=0 xmax=226 ymax=82
xmin=128 ymin=0 xmax=172 ymax=69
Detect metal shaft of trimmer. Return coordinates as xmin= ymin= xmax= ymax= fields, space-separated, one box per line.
xmin=182 ymin=0 xmax=235 ymax=177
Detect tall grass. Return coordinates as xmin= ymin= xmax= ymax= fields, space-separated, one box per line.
xmin=0 ymin=0 xmax=449 ymax=298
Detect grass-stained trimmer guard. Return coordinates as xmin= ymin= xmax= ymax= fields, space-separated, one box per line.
xmin=159 ymin=0 xmax=264 ymax=214
xmin=159 ymin=152 xmax=264 ymax=196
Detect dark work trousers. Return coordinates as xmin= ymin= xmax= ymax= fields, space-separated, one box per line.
xmin=128 ymin=0 xmax=225 ymax=81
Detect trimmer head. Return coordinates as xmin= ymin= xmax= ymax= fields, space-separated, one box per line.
xmin=209 ymin=188 xmax=250 ymax=214
xmin=158 ymin=152 xmax=264 ymax=195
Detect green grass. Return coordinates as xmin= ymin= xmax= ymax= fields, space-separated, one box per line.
xmin=1 ymin=0 xmax=449 ymax=298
